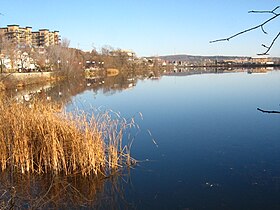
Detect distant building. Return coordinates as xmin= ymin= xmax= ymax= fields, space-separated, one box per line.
xmin=250 ymin=56 xmax=271 ymax=64
xmin=0 ymin=24 xmax=60 ymax=47
xmin=112 ymin=49 xmax=136 ymax=59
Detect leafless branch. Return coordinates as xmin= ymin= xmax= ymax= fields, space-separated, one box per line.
xmin=249 ymin=6 xmax=280 ymax=15
xmin=257 ymin=108 xmax=280 ymax=114
xmin=210 ymin=6 xmax=280 ymax=55
xmin=257 ymin=32 xmax=280 ymax=55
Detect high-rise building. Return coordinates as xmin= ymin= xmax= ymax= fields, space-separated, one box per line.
xmin=0 ymin=24 xmax=60 ymax=47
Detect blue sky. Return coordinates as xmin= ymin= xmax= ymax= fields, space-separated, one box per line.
xmin=1 ymin=1 xmax=279 ymax=57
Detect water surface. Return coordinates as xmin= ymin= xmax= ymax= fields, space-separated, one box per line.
xmin=69 ymin=70 xmax=280 ymax=209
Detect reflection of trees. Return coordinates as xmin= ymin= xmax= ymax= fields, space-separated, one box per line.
xmin=85 ymin=64 xmax=163 ymax=96
xmin=4 ymin=75 xmax=87 ymax=106
xmin=0 ymin=170 xmax=134 ymax=209
xmin=164 ymin=67 xmax=279 ymax=77
xmin=6 ymin=65 xmax=279 ymax=105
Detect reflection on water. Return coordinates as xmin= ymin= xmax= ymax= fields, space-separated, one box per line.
xmin=69 ymin=68 xmax=280 ymax=210
xmin=5 ymin=67 xmax=277 ymax=103
xmin=0 ymin=169 xmax=135 ymax=209
xmin=1 ymin=67 xmax=280 ymax=209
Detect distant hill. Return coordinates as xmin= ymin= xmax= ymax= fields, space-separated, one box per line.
xmin=154 ymin=54 xmax=250 ymax=62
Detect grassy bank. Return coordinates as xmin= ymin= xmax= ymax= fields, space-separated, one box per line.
xmin=0 ymin=97 xmax=135 ymax=177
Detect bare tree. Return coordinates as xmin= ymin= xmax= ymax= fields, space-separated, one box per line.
xmin=61 ymin=37 xmax=70 ymax=48
xmin=210 ymin=6 xmax=280 ymax=55
xmin=101 ymin=45 xmax=114 ymax=56
xmin=0 ymin=37 xmax=17 ymax=72
xmin=46 ymin=38 xmax=84 ymax=78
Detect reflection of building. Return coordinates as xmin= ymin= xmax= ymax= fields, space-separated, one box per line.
xmin=0 ymin=24 xmax=60 ymax=47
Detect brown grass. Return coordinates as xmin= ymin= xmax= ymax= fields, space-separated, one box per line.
xmin=0 ymin=81 xmax=6 ymax=91
xmin=0 ymin=97 xmax=136 ymax=177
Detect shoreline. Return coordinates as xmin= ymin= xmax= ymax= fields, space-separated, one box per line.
xmin=173 ymin=63 xmax=280 ymax=69
xmin=0 ymin=72 xmax=64 ymax=90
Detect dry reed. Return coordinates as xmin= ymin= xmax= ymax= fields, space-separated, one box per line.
xmin=0 ymin=81 xmax=6 ymax=91
xmin=0 ymin=96 xmax=136 ymax=177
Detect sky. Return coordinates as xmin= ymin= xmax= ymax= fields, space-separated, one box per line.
xmin=1 ymin=0 xmax=280 ymax=57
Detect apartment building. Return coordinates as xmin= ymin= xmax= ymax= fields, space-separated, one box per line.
xmin=0 ymin=24 xmax=60 ymax=47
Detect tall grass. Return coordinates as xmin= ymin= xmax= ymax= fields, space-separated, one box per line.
xmin=0 ymin=96 xmax=136 ymax=177
xmin=0 ymin=81 xmax=5 ymax=90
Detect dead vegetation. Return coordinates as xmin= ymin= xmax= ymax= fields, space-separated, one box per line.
xmin=0 ymin=96 xmax=137 ymax=177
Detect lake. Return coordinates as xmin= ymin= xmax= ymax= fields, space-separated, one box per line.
xmin=65 ymin=69 xmax=280 ymax=209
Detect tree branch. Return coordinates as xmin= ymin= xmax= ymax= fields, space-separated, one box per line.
xmin=257 ymin=108 xmax=280 ymax=114
xmin=258 ymin=32 xmax=280 ymax=55
xmin=210 ymin=6 xmax=280 ymax=55
xmin=249 ymin=6 xmax=280 ymax=15
xmin=210 ymin=13 xmax=280 ymax=43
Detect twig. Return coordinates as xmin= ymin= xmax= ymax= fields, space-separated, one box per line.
xmin=257 ymin=108 xmax=280 ymax=114
xmin=257 ymin=32 xmax=280 ymax=55
xmin=249 ymin=6 xmax=280 ymax=15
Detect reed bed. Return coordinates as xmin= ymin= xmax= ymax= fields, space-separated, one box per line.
xmin=0 ymin=97 xmax=136 ymax=177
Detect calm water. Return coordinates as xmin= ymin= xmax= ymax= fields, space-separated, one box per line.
xmin=68 ymin=70 xmax=280 ymax=209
